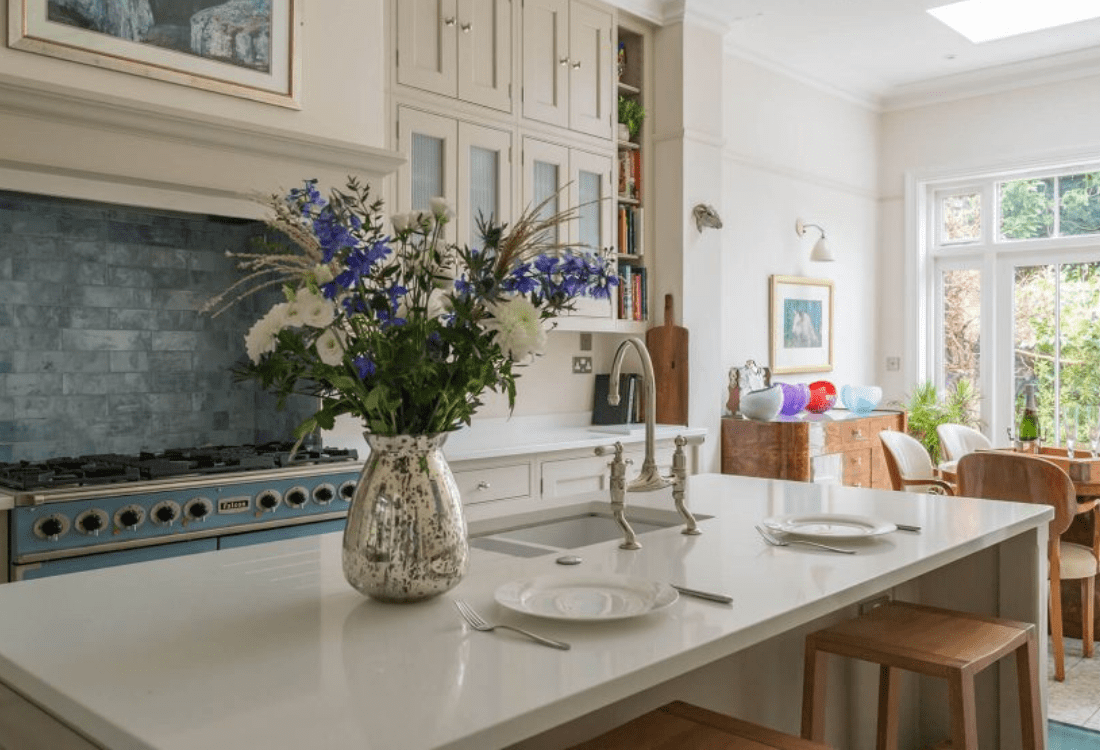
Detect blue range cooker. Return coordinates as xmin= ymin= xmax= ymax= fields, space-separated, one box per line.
xmin=2 ymin=445 xmax=362 ymax=581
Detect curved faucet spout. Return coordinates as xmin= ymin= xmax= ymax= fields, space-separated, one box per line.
xmin=609 ymin=337 xmax=672 ymax=493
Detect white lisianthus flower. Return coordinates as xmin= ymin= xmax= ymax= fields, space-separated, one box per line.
xmin=391 ymin=213 xmax=411 ymax=233
xmin=315 ymin=328 xmax=346 ymax=366
xmin=290 ymin=288 xmax=336 ymax=328
xmin=429 ymin=196 xmax=454 ymax=223
xmin=312 ymin=263 xmax=335 ymax=286
xmin=483 ymin=297 xmax=548 ymax=363
xmin=245 ymin=303 xmax=290 ymax=364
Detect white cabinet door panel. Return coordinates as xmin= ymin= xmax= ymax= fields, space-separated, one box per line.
xmin=398 ymin=107 xmax=458 ymax=242
xmin=458 ymin=121 xmax=513 ymax=249
xmin=397 ymin=0 xmax=459 ymax=98
xmin=457 ymin=0 xmax=512 ymax=112
xmin=567 ymin=148 xmax=613 ymax=319
xmin=568 ymin=3 xmax=612 ymax=138
xmin=521 ymin=0 xmax=569 ymax=128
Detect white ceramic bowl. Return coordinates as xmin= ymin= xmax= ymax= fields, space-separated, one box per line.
xmin=740 ymin=385 xmax=783 ymax=421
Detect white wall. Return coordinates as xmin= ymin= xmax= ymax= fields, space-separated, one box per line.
xmin=878 ymin=71 xmax=1100 ymax=404
xmin=721 ymin=56 xmax=881 ymax=401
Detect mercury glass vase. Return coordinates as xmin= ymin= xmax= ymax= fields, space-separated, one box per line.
xmin=343 ymin=432 xmax=469 ymax=603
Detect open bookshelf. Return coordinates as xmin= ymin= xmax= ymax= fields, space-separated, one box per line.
xmin=615 ymin=24 xmax=647 ymax=325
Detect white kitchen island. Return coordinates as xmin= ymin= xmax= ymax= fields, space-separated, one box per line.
xmin=0 ymin=474 xmax=1050 ymax=750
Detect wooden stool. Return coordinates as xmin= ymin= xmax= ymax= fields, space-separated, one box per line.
xmin=801 ymin=601 xmax=1043 ymax=750
xmin=568 ymin=700 xmax=832 ymax=749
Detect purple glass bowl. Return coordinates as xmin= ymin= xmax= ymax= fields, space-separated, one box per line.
xmin=779 ymin=383 xmax=811 ymax=416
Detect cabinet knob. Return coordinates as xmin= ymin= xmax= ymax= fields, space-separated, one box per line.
xmin=444 ymin=16 xmax=456 ymax=26
xmin=461 ymin=22 xmax=472 ymax=32
xmin=851 ymin=429 xmax=865 ymax=440
xmin=559 ymin=56 xmax=570 ymax=66
xmin=572 ymin=61 xmax=582 ymax=69
xmin=476 ymin=480 xmax=491 ymax=490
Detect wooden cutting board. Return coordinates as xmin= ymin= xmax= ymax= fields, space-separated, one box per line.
xmin=646 ymin=294 xmax=689 ymax=425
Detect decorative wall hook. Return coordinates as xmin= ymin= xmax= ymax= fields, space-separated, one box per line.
xmin=692 ymin=204 xmax=723 ymax=232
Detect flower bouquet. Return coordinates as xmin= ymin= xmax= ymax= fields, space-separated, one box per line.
xmin=207 ymin=176 xmax=618 ymax=442
xmin=207 ymin=176 xmax=618 ymax=601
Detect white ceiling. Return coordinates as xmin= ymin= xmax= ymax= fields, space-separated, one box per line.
xmin=624 ymin=0 xmax=1100 ymax=110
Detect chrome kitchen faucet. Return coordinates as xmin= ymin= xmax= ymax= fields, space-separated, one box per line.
xmin=602 ymin=337 xmax=700 ymax=550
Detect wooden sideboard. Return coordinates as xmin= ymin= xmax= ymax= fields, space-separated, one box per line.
xmin=721 ymin=410 xmax=906 ymax=489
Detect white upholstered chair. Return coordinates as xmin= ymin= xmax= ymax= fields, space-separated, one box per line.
xmin=936 ymin=423 xmax=992 ymax=476
xmin=879 ymin=429 xmax=955 ymax=495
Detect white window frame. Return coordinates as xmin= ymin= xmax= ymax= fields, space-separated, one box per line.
xmin=907 ymin=152 xmax=1100 ymax=445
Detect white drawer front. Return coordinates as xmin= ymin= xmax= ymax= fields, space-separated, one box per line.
xmin=454 ymin=464 xmax=531 ymax=505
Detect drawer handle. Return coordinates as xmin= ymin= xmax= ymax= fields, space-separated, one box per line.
xmin=476 ymin=481 xmax=491 ymax=490
xmin=850 ymin=429 xmax=865 ymax=440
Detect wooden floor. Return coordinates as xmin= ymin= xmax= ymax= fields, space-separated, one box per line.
xmin=1048 ymin=636 xmax=1100 ymax=729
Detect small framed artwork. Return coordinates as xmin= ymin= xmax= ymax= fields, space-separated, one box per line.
xmin=8 ymin=0 xmax=301 ymax=108
xmin=769 ymin=275 xmax=834 ymax=374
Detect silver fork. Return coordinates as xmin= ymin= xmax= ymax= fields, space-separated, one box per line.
xmin=454 ymin=600 xmax=571 ymax=650
xmin=754 ymin=525 xmax=856 ymax=555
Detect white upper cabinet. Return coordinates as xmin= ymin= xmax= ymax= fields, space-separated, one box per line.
xmin=398 ymin=0 xmax=513 ymax=112
xmin=522 ymin=0 xmax=612 ymax=139
xmin=399 ymin=106 xmax=513 ymax=247
xmin=522 ymin=136 xmax=613 ymax=321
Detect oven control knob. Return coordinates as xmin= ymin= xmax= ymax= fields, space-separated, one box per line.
xmin=151 ymin=501 xmax=181 ymax=527
xmin=312 ymin=483 xmax=336 ymax=505
xmin=257 ymin=490 xmax=282 ymax=512
xmin=35 ymin=514 xmax=69 ymax=540
xmin=339 ymin=480 xmax=356 ymax=502
xmin=115 ymin=505 xmax=145 ymax=530
xmin=284 ymin=486 xmax=309 ymax=508
xmin=76 ymin=509 xmax=108 ymax=535
xmin=184 ymin=497 xmax=213 ymax=521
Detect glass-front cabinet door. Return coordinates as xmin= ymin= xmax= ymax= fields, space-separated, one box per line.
xmin=569 ymin=148 xmax=613 ymax=319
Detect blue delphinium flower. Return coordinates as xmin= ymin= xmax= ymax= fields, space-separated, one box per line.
xmin=353 ymin=355 xmax=376 ymax=379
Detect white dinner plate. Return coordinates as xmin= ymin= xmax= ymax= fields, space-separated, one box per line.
xmin=494 ymin=574 xmax=679 ymax=621
xmin=762 ymin=513 xmax=896 ymax=540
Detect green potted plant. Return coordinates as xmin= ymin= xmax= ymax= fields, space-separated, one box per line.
xmin=895 ymin=380 xmax=980 ymax=463
xmin=618 ymin=95 xmax=646 ymax=141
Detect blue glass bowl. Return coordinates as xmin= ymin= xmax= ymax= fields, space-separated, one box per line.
xmin=840 ymin=385 xmax=883 ymax=415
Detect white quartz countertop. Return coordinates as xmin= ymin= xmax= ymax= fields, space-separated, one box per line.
xmin=0 ymin=474 xmax=1050 ymax=750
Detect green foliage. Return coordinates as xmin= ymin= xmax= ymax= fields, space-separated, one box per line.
xmin=999 ymin=178 xmax=1054 ymax=240
xmin=617 ymin=95 xmax=645 ymax=139
xmin=898 ymin=380 xmax=980 ymax=462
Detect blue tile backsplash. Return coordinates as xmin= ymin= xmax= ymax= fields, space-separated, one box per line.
xmin=0 ymin=190 xmax=315 ymax=461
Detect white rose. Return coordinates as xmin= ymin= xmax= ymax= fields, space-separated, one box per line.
xmin=482 ymin=297 xmax=548 ymax=363
xmin=290 ymin=288 xmax=336 ymax=328
xmin=315 ymin=328 xmax=346 ymax=366
xmin=429 ymin=196 xmax=454 ymax=222
xmin=391 ymin=213 xmax=411 ymax=233
xmin=244 ymin=303 xmax=290 ymax=364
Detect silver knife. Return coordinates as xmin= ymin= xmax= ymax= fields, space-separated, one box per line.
xmin=671 ymin=584 xmax=733 ymax=604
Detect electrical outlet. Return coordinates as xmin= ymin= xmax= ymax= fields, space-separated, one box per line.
xmin=886 ymin=356 xmax=901 ymax=372
xmin=572 ymin=356 xmax=593 ymax=374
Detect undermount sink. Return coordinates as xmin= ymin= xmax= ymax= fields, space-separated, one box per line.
xmin=468 ymin=501 xmax=711 ymax=558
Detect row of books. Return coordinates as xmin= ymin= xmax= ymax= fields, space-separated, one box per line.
xmin=617 ymin=205 xmax=643 ymax=256
xmin=618 ymin=264 xmax=648 ymax=321
xmin=617 ymin=148 xmax=641 ymax=201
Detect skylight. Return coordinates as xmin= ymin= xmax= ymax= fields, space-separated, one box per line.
xmin=928 ymin=0 xmax=1100 ymax=43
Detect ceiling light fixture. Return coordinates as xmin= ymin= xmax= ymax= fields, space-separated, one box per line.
xmin=928 ymin=0 xmax=1100 ymax=43
xmin=795 ymin=218 xmax=834 ymax=262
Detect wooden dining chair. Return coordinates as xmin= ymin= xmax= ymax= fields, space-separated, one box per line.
xmin=936 ymin=423 xmax=992 ymax=476
xmin=878 ymin=430 xmax=955 ymax=495
xmin=956 ymin=451 xmax=1099 ymax=681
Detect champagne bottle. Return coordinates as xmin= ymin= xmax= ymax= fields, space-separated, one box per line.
xmin=1018 ymin=383 xmax=1040 ymax=449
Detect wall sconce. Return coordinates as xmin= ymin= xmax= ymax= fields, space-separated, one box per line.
xmin=795 ymin=218 xmax=834 ymax=262
xmin=692 ymin=204 xmax=723 ymax=232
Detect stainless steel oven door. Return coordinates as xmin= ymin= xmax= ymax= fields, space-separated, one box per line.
xmin=12 ymin=539 xmax=218 ymax=581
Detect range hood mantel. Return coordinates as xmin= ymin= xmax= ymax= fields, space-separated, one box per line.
xmin=0 ymin=76 xmax=404 ymax=218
